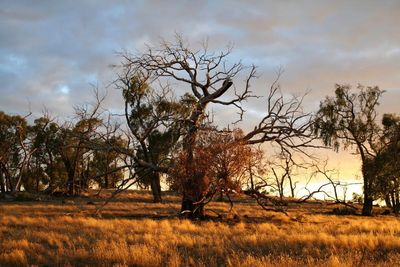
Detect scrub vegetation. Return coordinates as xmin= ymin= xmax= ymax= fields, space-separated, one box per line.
xmin=1 ymin=191 xmax=400 ymax=267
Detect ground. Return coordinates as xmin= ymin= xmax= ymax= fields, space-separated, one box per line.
xmin=1 ymin=190 xmax=400 ymax=267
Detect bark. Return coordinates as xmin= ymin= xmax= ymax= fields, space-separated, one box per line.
xmin=362 ymin=173 xmax=373 ymax=215
xmin=0 ymin=163 xmax=6 ymax=194
xmin=36 ymin=174 xmax=40 ymax=192
xmin=289 ymin=177 xmax=295 ymax=198
xmin=180 ymin=172 xmax=209 ymax=218
xmin=391 ymin=193 xmax=396 ymax=213
xmin=17 ymin=181 xmax=22 ymax=192
xmin=180 ymin=176 xmax=209 ymax=218
xmin=35 ymin=159 xmax=40 ymax=192
xmin=361 ymin=162 xmax=374 ymax=216
xmin=217 ymin=191 xmax=224 ymax=201
xmin=0 ymin=172 xmax=5 ymax=195
xmin=362 ymin=196 xmax=374 ymax=216
xmin=62 ymin=157 xmax=76 ymax=195
xmin=180 ymin=103 xmax=209 ymax=218
xmin=181 ymin=195 xmax=205 ymax=218
xmin=150 ymin=172 xmax=162 ymax=203
xmin=394 ymin=192 xmax=400 ymax=215
xmin=104 ymin=153 xmax=110 ymax=189
xmin=104 ymin=174 xmax=110 ymax=189
xmin=385 ymin=194 xmax=392 ymax=208
xmin=81 ymin=162 xmax=90 ymax=191
xmin=46 ymin=149 xmax=54 ymax=190
xmin=7 ymin=176 xmax=12 ymax=192
xmin=67 ymin=170 xmax=75 ymax=195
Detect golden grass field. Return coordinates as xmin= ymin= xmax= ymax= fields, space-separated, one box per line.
xmin=1 ymin=191 xmax=400 ymax=267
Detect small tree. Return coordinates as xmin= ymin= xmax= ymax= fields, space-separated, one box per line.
xmin=170 ymin=128 xmax=259 ymax=212
xmin=270 ymin=151 xmax=299 ymax=199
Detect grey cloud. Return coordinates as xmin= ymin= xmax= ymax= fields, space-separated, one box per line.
xmin=2 ymin=0 xmax=400 ymax=176
xmin=1 ymin=0 xmax=399 ymax=120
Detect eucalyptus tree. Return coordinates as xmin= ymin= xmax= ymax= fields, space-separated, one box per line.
xmin=62 ymin=117 xmax=103 ymax=195
xmin=120 ymin=73 xmax=195 ymax=202
xmin=314 ymin=84 xmax=385 ymax=215
xmin=134 ymin=129 xmax=181 ymax=202
xmin=22 ymin=116 xmax=64 ymax=192
xmin=0 ymin=111 xmax=31 ymax=193
xmin=90 ymin=136 xmax=125 ymax=189
xmin=368 ymin=114 xmax=400 ymax=213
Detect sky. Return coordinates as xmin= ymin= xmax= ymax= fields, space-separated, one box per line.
xmin=1 ymin=0 xmax=400 ymax=189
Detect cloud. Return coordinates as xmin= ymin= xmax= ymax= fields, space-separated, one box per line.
xmin=1 ymin=0 xmax=399 ymax=175
xmin=1 ymin=1 xmax=399 ymax=112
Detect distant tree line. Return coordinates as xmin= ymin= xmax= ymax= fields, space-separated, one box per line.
xmin=0 ymin=110 xmax=125 ymax=196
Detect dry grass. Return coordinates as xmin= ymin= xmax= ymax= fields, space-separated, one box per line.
xmin=1 ymin=191 xmax=400 ymax=266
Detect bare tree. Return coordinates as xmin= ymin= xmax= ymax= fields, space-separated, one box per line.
xmin=117 ymin=36 xmax=316 ymax=218
xmin=269 ymin=151 xmax=299 ymax=199
xmin=298 ymin=160 xmax=361 ymax=211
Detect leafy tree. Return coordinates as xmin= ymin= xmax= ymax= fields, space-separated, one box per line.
xmin=0 ymin=111 xmax=29 ymax=193
xmin=314 ymin=84 xmax=384 ymax=215
xmin=90 ymin=136 xmax=125 ymax=189
xmin=21 ymin=116 xmax=63 ymax=192
xmin=121 ymin=75 xmax=195 ymax=202
xmin=0 ymin=104 xmax=129 ymax=196
xmin=367 ymin=114 xmax=400 ymax=213
xmin=52 ymin=117 xmax=102 ymax=195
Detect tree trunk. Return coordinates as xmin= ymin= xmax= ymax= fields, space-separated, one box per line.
xmin=150 ymin=172 xmax=162 ymax=203
xmin=63 ymin=159 xmax=75 ymax=196
xmin=0 ymin=172 xmax=5 ymax=196
xmin=180 ymin=185 xmax=208 ymax=218
xmin=48 ymin=172 xmax=54 ymax=192
xmin=180 ymin=102 xmax=210 ymax=218
xmin=391 ymin=193 xmax=396 ymax=213
xmin=0 ymin=162 xmax=6 ymax=194
xmin=217 ymin=190 xmax=224 ymax=201
xmin=180 ymin=173 xmax=209 ymax=218
xmin=17 ymin=181 xmax=23 ymax=192
xmin=67 ymin=172 xmax=75 ymax=195
xmin=361 ymin=168 xmax=374 ymax=216
xmin=394 ymin=192 xmax=400 ymax=215
xmin=7 ymin=176 xmax=12 ymax=192
xmin=104 ymin=174 xmax=110 ymax=189
xmin=385 ymin=194 xmax=392 ymax=208
xmin=47 ymin=151 xmax=54 ymax=191
xmin=36 ymin=174 xmax=40 ymax=192
xmin=289 ymin=177 xmax=295 ymax=198
xmin=217 ymin=177 xmax=227 ymax=201
xmin=181 ymin=195 xmax=205 ymax=218
xmin=0 ymin=163 xmax=6 ymax=194
xmin=362 ymin=196 xmax=373 ymax=216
